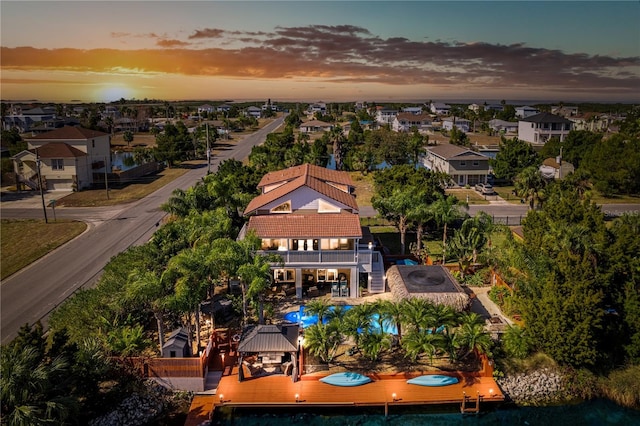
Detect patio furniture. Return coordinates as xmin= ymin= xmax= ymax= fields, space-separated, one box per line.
xmin=340 ymin=281 xmax=349 ymax=297
xmin=331 ymin=282 xmax=340 ymax=297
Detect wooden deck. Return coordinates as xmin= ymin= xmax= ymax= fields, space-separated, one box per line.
xmin=184 ymin=328 xmax=504 ymax=425
xmin=185 ymin=367 xmax=504 ymax=425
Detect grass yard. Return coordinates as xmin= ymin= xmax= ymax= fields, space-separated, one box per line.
xmin=57 ymin=164 xmax=196 ymax=207
xmin=445 ymin=188 xmax=490 ymax=204
xmin=1 ymin=219 xmax=87 ymax=280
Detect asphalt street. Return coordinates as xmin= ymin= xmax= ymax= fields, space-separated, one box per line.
xmin=0 ymin=116 xmax=285 ymax=344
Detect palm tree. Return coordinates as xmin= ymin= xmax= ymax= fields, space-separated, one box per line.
xmin=430 ymin=194 xmax=468 ymax=265
xmin=303 ymin=323 xmax=342 ymax=363
xmin=305 ymin=299 xmax=332 ymax=326
xmin=514 ymin=166 xmax=546 ymax=210
xmin=380 ymin=300 xmax=405 ymax=340
xmin=402 ymin=298 xmax=433 ymax=334
xmin=502 ymin=325 xmax=531 ymax=359
xmin=1 ymin=345 xmax=77 ymax=425
xmin=125 ymin=269 xmax=172 ymax=354
xmin=407 ymin=189 xmax=434 ymax=254
xmin=401 ymin=330 xmax=444 ymax=364
xmin=343 ymin=303 xmax=375 ymax=348
xmin=427 ymin=303 xmax=457 ymax=335
xmin=359 ymin=331 xmax=392 ymax=361
xmin=372 ymin=187 xmax=420 ymax=255
xmin=238 ymin=253 xmax=275 ymax=325
xmin=456 ymin=322 xmax=492 ymax=361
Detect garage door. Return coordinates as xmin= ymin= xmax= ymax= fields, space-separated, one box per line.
xmin=48 ymin=179 xmax=74 ymax=191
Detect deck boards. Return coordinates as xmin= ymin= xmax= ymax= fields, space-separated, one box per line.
xmin=185 ymin=368 xmax=504 ymax=425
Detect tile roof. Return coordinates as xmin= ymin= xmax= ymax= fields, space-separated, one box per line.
xmin=237 ymin=324 xmax=299 ymax=353
xmin=244 ymin=173 xmax=358 ymax=214
xmin=257 ymin=163 xmax=353 ymax=189
xmin=247 ymin=213 xmax=363 ymax=238
xmin=33 ymin=142 xmax=87 ymax=158
xmin=28 ymin=126 xmax=108 ymax=140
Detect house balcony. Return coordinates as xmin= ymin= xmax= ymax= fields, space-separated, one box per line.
xmin=259 ymin=249 xmax=359 ymax=265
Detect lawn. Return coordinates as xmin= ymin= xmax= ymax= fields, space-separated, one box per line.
xmin=57 ymin=164 xmax=196 ymax=207
xmin=1 ymin=219 xmax=87 ymax=280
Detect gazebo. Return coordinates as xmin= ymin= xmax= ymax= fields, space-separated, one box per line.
xmin=386 ymin=265 xmax=470 ymax=311
xmin=237 ymin=324 xmax=300 ymax=382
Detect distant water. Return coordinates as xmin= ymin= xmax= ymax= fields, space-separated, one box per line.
xmin=212 ymin=399 xmax=640 ymax=425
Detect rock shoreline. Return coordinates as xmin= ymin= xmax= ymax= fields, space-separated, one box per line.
xmin=496 ymin=367 xmax=567 ymax=405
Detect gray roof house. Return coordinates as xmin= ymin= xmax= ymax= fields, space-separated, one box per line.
xmin=518 ymin=112 xmax=573 ymax=144
xmin=423 ymin=143 xmax=491 ymax=187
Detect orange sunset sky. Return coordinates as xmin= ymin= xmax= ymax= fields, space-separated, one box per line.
xmin=1 ymin=1 xmax=639 ymax=104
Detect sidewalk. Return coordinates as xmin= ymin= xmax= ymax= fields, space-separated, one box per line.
xmin=1 ymin=187 xmax=72 ymax=209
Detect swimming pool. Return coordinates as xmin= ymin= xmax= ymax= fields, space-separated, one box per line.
xmin=284 ymin=305 xmax=398 ymax=334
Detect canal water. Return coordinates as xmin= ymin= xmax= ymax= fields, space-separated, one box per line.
xmin=212 ymin=398 xmax=639 ymax=425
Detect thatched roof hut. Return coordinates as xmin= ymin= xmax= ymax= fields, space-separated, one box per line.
xmin=386 ymin=265 xmax=470 ymax=311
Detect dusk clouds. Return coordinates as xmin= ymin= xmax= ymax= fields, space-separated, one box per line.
xmin=3 ymin=24 xmax=638 ymax=96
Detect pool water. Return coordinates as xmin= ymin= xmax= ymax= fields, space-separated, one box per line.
xmin=284 ymin=305 xmax=399 ymax=334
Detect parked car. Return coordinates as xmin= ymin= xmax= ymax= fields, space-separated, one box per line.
xmin=475 ymin=183 xmax=495 ymax=195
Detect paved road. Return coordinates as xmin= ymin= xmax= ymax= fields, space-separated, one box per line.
xmin=0 ymin=116 xmax=284 ymax=344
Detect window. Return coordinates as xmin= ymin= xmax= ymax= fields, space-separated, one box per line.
xmin=318 ymin=199 xmax=340 ymax=213
xmin=460 ymin=161 xmax=466 ymax=167
xmin=473 ymin=161 xmax=479 ymax=166
xmin=51 ymin=159 xmax=64 ymax=170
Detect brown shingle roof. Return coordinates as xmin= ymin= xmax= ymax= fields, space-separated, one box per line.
xmin=28 ymin=126 xmax=108 ymax=140
xmin=245 ymin=166 xmax=358 ymax=215
xmin=257 ymin=163 xmax=353 ymax=189
xmin=33 ymin=142 xmax=87 ymax=158
xmin=247 ymin=213 xmax=362 ymax=238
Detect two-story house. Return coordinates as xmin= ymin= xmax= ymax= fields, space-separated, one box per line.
xmin=423 ymin=143 xmax=491 ymax=187
xmin=430 ymin=102 xmax=451 ymax=115
xmin=241 ymin=164 xmax=385 ymax=300
xmin=375 ymin=108 xmax=398 ymax=126
xmin=12 ymin=126 xmax=111 ymax=191
xmin=515 ymin=105 xmax=539 ymax=118
xmin=392 ymin=112 xmax=433 ymax=133
xmin=518 ymin=112 xmax=573 ymax=145
xmin=441 ymin=117 xmax=471 ymax=133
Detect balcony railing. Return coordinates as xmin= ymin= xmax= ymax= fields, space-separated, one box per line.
xmin=259 ymin=249 xmax=364 ymax=264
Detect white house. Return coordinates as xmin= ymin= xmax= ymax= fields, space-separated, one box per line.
xmin=441 ymin=117 xmax=470 ymax=133
xmin=489 ymin=119 xmax=518 ymax=134
xmin=13 ymin=126 xmax=111 ymax=191
xmin=299 ymin=120 xmax=334 ymax=133
xmin=402 ymin=106 xmax=423 ymax=115
xmin=430 ymin=102 xmax=451 ymax=115
xmin=245 ymin=106 xmax=262 ymax=118
xmin=423 ymin=143 xmax=491 ymax=187
xmin=515 ymin=105 xmax=539 ymax=118
xmin=392 ymin=112 xmax=433 ymax=133
xmin=518 ymin=112 xmax=573 ymax=144
xmin=307 ymin=102 xmax=327 ymax=118
xmin=198 ymin=104 xmax=215 ymax=114
xmin=241 ymin=163 xmax=384 ymax=299
xmin=375 ymin=108 xmax=398 ymax=126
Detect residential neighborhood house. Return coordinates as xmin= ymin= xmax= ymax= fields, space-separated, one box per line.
xmin=518 ymin=112 xmax=573 ymax=145
xmin=11 ymin=126 xmax=111 ymax=191
xmin=240 ymin=163 xmax=385 ymax=300
xmin=299 ymin=120 xmax=335 ymax=134
xmin=515 ymin=105 xmax=539 ymax=118
xmin=441 ymin=117 xmax=471 ymax=133
xmin=423 ymin=143 xmax=491 ymax=187
xmin=392 ymin=112 xmax=433 ymax=133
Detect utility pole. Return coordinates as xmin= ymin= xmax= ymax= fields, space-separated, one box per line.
xmin=104 ymin=156 xmax=109 ymax=200
xmin=35 ymin=150 xmax=48 ymax=223
xmin=206 ymin=123 xmax=211 ymax=174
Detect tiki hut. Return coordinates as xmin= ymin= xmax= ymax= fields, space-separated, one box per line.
xmin=386 ymin=265 xmax=470 ymax=311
